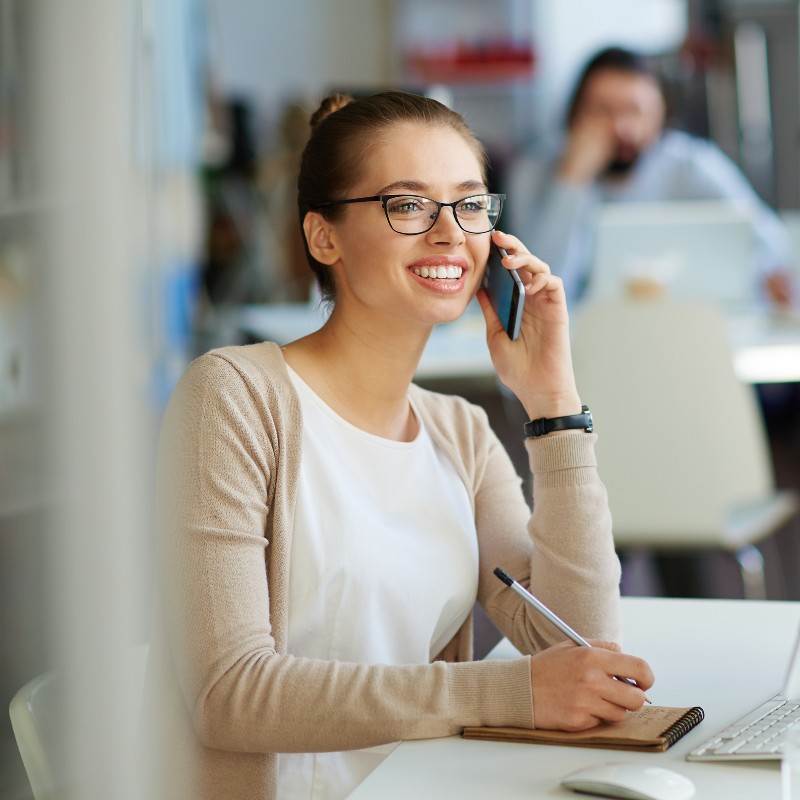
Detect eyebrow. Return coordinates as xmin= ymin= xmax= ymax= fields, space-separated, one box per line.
xmin=375 ymin=179 xmax=488 ymax=195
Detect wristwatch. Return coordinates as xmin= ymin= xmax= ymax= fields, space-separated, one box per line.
xmin=524 ymin=405 xmax=593 ymax=438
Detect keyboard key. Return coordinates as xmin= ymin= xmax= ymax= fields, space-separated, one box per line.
xmin=688 ymin=697 xmax=795 ymax=760
xmin=717 ymin=700 xmax=785 ymax=738
xmin=715 ymin=736 xmax=753 ymax=754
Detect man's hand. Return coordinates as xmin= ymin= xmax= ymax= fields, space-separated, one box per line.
xmin=557 ymin=115 xmax=616 ymax=184
xmin=764 ymin=270 xmax=795 ymax=308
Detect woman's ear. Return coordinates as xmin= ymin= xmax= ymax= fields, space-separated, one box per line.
xmin=303 ymin=212 xmax=340 ymax=266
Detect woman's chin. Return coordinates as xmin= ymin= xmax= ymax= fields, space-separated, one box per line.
xmin=430 ymin=301 xmax=472 ymax=327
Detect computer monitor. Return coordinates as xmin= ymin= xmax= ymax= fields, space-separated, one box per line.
xmin=588 ymin=200 xmax=756 ymax=310
xmin=785 ymin=622 xmax=800 ymax=701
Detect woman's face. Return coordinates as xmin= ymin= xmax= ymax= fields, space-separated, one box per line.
xmin=322 ymin=122 xmax=492 ymax=330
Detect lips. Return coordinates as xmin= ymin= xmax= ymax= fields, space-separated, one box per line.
xmin=407 ymin=255 xmax=468 ymax=281
xmin=406 ymin=255 xmax=469 ymax=295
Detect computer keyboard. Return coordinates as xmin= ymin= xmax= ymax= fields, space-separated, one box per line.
xmin=687 ymin=696 xmax=800 ymax=761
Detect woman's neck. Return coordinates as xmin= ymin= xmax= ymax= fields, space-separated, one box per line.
xmin=282 ymin=309 xmax=431 ymax=442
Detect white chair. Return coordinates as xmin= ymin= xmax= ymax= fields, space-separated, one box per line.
xmin=571 ymin=299 xmax=798 ymax=599
xmin=9 ymin=643 xmax=149 ymax=800
xmin=9 ymin=667 xmax=64 ymax=800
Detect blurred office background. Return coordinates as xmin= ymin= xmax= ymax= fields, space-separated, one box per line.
xmin=2 ymin=0 xmax=800 ymax=797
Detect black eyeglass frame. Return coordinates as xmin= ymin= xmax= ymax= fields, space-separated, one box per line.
xmin=313 ymin=193 xmax=506 ymax=235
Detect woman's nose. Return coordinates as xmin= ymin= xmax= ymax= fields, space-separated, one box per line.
xmin=427 ymin=204 xmax=465 ymax=244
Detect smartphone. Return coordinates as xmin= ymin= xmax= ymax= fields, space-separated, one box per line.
xmin=482 ymin=242 xmax=525 ymax=340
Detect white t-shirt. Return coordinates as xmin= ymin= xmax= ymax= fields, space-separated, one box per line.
xmin=278 ymin=366 xmax=479 ymax=800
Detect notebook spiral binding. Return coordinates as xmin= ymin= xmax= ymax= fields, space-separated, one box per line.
xmin=662 ymin=706 xmax=705 ymax=745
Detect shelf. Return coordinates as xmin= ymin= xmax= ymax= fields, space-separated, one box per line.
xmin=404 ymin=55 xmax=535 ymax=85
xmin=404 ymin=40 xmax=536 ymax=84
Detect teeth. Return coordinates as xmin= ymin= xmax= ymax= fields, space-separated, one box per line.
xmin=412 ymin=266 xmax=463 ymax=279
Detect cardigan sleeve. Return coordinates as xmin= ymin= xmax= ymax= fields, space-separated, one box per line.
xmin=472 ymin=420 xmax=623 ymax=652
xmin=408 ymin=388 xmax=621 ymax=651
xmin=157 ymin=352 xmax=537 ymax=755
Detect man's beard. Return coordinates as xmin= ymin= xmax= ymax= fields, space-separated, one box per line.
xmin=604 ymin=137 xmax=641 ymax=176
xmin=604 ymin=153 xmax=639 ymax=176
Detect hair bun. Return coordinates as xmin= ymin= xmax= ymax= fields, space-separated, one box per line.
xmin=310 ymin=93 xmax=354 ymax=130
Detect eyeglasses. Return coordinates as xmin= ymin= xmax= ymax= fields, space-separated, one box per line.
xmin=314 ymin=193 xmax=505 ymax=235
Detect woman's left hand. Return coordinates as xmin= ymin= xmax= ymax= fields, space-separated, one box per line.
xmin=475 ymin=230 xmax=582 ymax=420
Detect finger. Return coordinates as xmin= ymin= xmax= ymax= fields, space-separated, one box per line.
xmin=584 ymin=644 xmax=655 ymax=691
xmin=491 ymin=231 xmax=553 ymax=281
xmin=601 ymin=675 xmax=651 ymax=712
xmin=491 ymin=230 xmax=547 ymax=269
xmin=523 ymin=271 xmax=555 ymax=295
xmin=587 ymin=639 xmax=622 ymax=653
xmin=557 ymin=692 xmax=633 ymax=731
xmin=602 ymin=652 xmax=655 ymax=692
xmin=524 ymin=272 xmax=566 ymax=305
xmin=592 ymin=698 xmax=633 ymax=724
xmin=475 ymin=288 xmax=505 ymax=340
xmin=491 ymin=229 xmax=529 ymax=256
xmin=512 ymin=251 xmax=551 ymax=277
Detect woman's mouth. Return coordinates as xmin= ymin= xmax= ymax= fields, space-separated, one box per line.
xmin=406 ymin=255 xmax=469 ymax=294
xmin=410 ymin=265 xmax=463 ymax=279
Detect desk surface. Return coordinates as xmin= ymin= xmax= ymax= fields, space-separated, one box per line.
xmin=237 ymin=302 xmax=800 ymax=385
xmin=346 ymin=597 xmax=800 ymax=799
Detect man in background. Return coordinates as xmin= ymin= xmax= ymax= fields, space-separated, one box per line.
xmin=507 ymin=45 xmax=794 ymax=306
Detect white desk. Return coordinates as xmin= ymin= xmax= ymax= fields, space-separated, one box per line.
xmin=346 ymin=597 xmax=800 ymax=799
xmin=728 ymin=310 xmax=800 ymax=384
xmin=237 ymin=302 xmax=800 ymax=385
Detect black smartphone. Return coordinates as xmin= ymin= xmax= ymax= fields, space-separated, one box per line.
xmin=482 ymin=242 xmax=524 ymax=340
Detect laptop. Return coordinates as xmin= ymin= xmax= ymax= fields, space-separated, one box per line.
xmin=687 ymin=622 xmax=800 ymax=761
xmin=588 ymin=200 xmax=756 ymax=311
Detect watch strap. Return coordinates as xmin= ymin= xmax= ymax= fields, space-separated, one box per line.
xmin=524 ymin=405 xmax=593 ymax=438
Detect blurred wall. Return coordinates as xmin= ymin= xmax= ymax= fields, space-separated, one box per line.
xmin=204 ymin=0 xmax=687 ymax=148
xmin=206 ymin=0 xmax=393 ymax=141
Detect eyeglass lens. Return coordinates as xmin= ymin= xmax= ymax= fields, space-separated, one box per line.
xmin=384 ymin=194 xmax=501 ymax=234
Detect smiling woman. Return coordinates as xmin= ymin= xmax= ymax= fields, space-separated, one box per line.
xmin=148 ymin=90 xmax=654 ymax=800
xmin=303 ymin=127 xmax=491 ymax=314
xmin=298 ymin=91 xmax=492 ymax=306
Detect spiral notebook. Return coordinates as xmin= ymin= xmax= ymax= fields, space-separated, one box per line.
xmin=462 ymin=705 xmax=705 ymax=752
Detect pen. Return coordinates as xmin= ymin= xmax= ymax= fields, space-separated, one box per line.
xmin=493 ymin=567 xmax=650 ymax=701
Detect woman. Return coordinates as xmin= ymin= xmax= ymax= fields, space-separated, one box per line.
xmin=151 ymin=91 xmax=653 ymax=800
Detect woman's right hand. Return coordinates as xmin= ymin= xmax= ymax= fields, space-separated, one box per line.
xmin=529 ymin=641 xmax=654 ymax=731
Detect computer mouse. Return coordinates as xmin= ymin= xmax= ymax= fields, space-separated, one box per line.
xmin=560 ymin=761 xmax=696 ymax=800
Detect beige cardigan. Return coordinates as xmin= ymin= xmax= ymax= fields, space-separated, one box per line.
xmin=146 ymin=342 xmax=621 ymax=799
